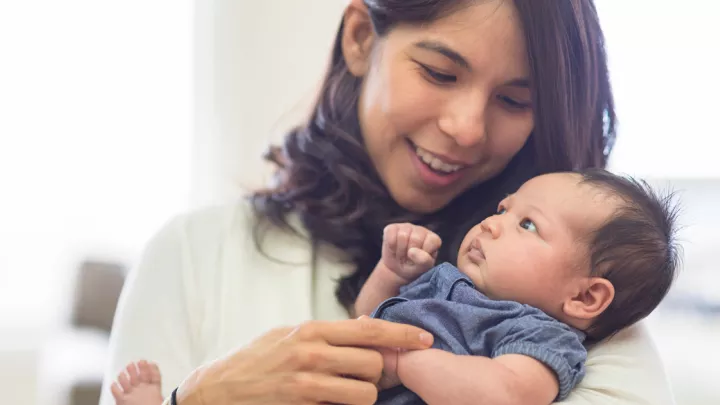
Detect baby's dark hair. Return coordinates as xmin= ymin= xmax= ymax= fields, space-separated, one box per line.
xmin=578 ymin=169 xmax=682 ymax=341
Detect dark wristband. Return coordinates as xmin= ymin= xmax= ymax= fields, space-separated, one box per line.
xmin=170 ymin=387 xmax=178 ymax=405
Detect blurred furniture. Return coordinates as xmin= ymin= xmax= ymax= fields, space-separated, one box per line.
xmin=38 ymin=259 xmax=126 ymax=405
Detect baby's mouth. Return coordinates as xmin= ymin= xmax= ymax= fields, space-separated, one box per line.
xmin=467 ymin=238 xmax=486 ymax=264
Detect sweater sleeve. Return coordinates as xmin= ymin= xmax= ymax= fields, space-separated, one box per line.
xmin=98 ymin=212 xmax=205 ymax=405
xmin=558 ymin=322 xmax=675 ymax=405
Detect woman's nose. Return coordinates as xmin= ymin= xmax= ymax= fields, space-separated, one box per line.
xmin=437 ymin=93 xmax=488 ymax=147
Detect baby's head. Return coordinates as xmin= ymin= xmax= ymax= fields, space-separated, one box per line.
xmin=456 ymin=170 xmax=680 ymax=341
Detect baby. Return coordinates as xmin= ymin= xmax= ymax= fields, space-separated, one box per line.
xmin=111 ymin=169 xmax=680 ymax=405
xmin=356 ymin=169 xmax=680 ymax=404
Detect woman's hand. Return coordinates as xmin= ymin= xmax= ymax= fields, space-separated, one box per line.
xmin=175 ymin=317 xmax=434 ymax=405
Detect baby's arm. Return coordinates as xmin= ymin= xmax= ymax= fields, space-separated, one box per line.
xmin=397 ymin=349 xmax=558 ymax=405
xmin=354 ymin=223 xmax=441 ymax=317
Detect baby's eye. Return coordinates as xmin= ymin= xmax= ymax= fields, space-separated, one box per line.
xmin=520 ymin=218 xmax=538 ymax=233
xmin=497 ymin=207 xmax=507 ymax=215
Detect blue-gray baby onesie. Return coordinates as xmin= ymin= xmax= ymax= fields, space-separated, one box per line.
xmin=371 ymin=262 xmax=586 ymax=404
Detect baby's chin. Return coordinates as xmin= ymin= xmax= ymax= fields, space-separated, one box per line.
xmin=456 ymin=254 xmax=486 ymax=291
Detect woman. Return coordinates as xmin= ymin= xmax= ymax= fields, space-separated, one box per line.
xmin=101 ymin=0 xmax=675 ymax=404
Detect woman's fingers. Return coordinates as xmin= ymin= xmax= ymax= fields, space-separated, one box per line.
xmin=287 ymin=343 xmax=384 ymax=384
xmin=264 ymin=326 xmax=296 ymax=342
xmin=178 ymin=321 xmax=431 ymax=405
xmin=291 ymin=318 xmax=433 ymax=350
xmin=278 ymin=372 xmax=378 ymax=405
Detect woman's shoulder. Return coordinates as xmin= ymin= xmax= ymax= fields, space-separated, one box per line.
xmin=171 ymin=199 xmax=256 ymax=241
xmin=147 ymin=200 xmax=314 ymax=273
xmin=563 ymin=322 xmax=674 ymax=404
xmin=166 ymin=199 xmax=308 ymax=247
xmin=128 ymin=201 xmax=257 ymax=282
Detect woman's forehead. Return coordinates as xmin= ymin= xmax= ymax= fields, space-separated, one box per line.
xmin=390 ymin=1 xmax=529 ymax=78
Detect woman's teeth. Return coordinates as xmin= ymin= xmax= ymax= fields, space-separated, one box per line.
xmin=415 ymin=146 xmax=465 ymax=174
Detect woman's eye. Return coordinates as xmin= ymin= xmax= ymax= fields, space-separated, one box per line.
xmin=419 ymin=64 xmax=457 ymax=84
xmin=497 ymin=207 xmax=507 ymax=215
xmin=520 ymin=218 xmax=538 ymax=233
xmin=498 ymin=95 xmax=531 ymax=110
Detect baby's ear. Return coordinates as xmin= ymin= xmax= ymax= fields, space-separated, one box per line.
xmin=563 ymin=278 xmax=615 ymax=321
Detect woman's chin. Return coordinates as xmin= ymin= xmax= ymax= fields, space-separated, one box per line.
xmin=391 ymin=190 xmax=454 ymax=214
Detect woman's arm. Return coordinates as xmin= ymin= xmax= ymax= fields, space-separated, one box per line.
xmin=560 ymin=322 xmax=675 ymax=405
xmin=99 ymin=214 xmax=202 ymax=405
xmin=100 ymin=206 xmax=437 ymax=405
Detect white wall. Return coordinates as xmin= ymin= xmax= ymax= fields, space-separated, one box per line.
xmin=598 ymin=0 xmax=720 ymax=178
xmin=0 ymin=1 xmax=193 ymax=404
xmin=192 ymin=0 xmax=347 ymax=206
xmin=645 ymin=178 xmax=720 ymax=405
xmin=0 ymin=0 xmax=193 ymax=328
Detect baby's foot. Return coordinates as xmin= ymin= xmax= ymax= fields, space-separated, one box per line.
xmin=111 ymin=360 xmax=164 ymax=405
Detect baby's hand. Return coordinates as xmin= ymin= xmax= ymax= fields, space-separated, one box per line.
xmin=382 ymin=223 xmax=441 ymax=282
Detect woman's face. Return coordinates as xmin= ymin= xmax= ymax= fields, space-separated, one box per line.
xmin=348 ymin=1 xmax=534 ymax=213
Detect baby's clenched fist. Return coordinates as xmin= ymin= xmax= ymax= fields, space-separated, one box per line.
xmin=381 ymin=223 xmax=442 ymax=283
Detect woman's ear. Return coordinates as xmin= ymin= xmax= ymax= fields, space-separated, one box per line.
xmin=341 ymin=0 xmax=375 ymax=77
xmin=563 ymin=277 xmax=615 ymax=321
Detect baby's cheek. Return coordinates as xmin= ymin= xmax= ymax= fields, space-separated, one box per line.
xmin=494 ymin=257 xmax=535 ymax=293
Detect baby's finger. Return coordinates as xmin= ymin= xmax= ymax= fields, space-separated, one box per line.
xmin=396 ymin=226 xmax=410 ymax=259
xmin=383 ymin=225 xmax=399 ymax=252
xmin=408 ymin=226 xmax=426 ymax=251
xmin=408 ymin=248 xmax=434 ymax=268
xmin=422 ymin=232 xmax=442 ymax=258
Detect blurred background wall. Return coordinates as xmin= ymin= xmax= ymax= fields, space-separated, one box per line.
xmin=0 ymin=1 xmax=718 ymax=404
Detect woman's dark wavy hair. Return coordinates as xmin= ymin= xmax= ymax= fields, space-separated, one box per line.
xmin=252 ymin=0 xmax=616 ymax=314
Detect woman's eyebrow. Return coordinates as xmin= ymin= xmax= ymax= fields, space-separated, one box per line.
xmin=413 ymin=40 xmax=471 ymax=71
xmin=505 ymin=78 xmax=530 ymax=88
xmin=413 ymin=40 xmax=530 ymax=88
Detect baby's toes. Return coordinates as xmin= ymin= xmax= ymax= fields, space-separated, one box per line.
xmin=137 ymin=360 xmax=152 ymax=383
xmin=110 ymin=381 xmax=124 ymax=401
xmin=149 ymin=362 xmax=162 ymax=386
xmin=117 ymin=371 xmax=132 ymax=393
xmin=126 ymin=363 xmax=141 ymax=386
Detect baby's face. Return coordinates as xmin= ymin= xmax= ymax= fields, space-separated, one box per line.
xmin=456 ymin=173 xmax=617 ymax=319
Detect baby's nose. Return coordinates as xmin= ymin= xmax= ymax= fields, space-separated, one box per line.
xmin=480 ymin=217 xmax=501 ymax=238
